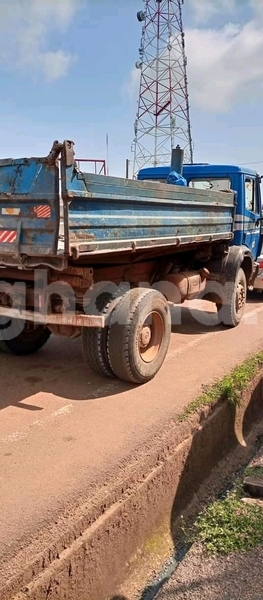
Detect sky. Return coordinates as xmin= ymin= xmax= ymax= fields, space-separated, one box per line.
xmin=0 ymin=0 xmax=263 ymax=177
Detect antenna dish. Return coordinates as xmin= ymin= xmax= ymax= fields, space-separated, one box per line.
xmin=135 ymin=61 xmax=142 ymax=69
xmin=137 ymin=11 xmax=146 ymax=22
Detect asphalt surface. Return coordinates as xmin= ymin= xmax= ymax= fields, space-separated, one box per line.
xmin=1 ymin=293 xmax=263 ymax=590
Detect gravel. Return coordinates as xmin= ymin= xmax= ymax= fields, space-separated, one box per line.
xmin=155 ymin=542 xmax=263 ymax=599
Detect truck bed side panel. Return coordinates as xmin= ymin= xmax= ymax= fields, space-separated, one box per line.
xmin=61 ymin=165 xmax=235 ymax=256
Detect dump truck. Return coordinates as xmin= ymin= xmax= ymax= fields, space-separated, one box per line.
xmin=0 ymin=140 xmax=260 ymax=384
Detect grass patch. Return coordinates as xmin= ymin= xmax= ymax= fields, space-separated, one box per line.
xmin=178 ymin=351 xmax=263 ymax=422
xmin=193 ymin=495 xmax=263 ymax=555
xmin=188 ymin=460 xmax=263 ymax=556
xmin=245 ymin=465 xmax=263 ymax=478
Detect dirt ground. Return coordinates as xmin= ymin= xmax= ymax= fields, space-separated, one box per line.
xmin=1 ymin=295 xmax=263 ymax=597
xmin=156 ymin=543 xmax=263 ymax=600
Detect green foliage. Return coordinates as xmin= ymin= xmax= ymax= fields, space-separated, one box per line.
xmin=179 ymin=351 xmax=263 ymax=422
xmin=194 ymin=496 xmax=263 ymax=555
xmin=245 ymin=465 xmax=263 ymax=478
xmin=178 ymin=352 xmax=263 ymax=556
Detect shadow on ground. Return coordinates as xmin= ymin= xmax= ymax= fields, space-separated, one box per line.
xmin=0 ymin=300 xmax=228 ymax=411
xmin=0 ymin=334 xmax=134 ymax=411
xmin=0 ymin=293 xmax=260 ymax=412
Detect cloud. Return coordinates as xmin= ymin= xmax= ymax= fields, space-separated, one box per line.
xmin=40 ymin=51 xmax=76 ymax=83
xmin=122 ymin=67 xmax=140 ymax=101
xmin=186 ymin=19 xmax=263 ymax=111
xmin=124 ymin=1 xmax=263 ymax=114
xmin=188 ymin=0 xmax=237 ymax=24
xmin=0 ymin=0 xmax=80 ymax=81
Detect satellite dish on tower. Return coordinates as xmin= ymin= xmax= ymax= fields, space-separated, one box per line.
xmin=137 ymin=10 xmax=146 ymax=22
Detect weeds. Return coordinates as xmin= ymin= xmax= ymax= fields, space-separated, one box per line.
xmin=188 ymin=461 xmax=263 ymax=556
xmin=178 ymin=353 xmax=263 ymax=556
xmin=193 ymin=496 xmax=263 ymax=555
xmin=178 ymin=351 xmax=263 ymax=422
xmin=244 ymin=465 xmax=263 ymax=478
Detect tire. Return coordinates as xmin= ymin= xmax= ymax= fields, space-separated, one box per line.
xmin=0 ymin=319 xmax=51 ymax=355
xmin=218 ymin=267 xmax=247 ymax=327
xmin=81 ymin=290 xmax=123 ymax=378
xmin=107 ymin=288 xmax=171 ymax=384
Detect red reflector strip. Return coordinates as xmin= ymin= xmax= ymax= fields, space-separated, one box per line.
xmin=0 ymin=230 xmax=17 ymax=243
xmin=33 ymin=205 xmax=51 ymax=219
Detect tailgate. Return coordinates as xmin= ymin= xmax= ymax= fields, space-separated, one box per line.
xmin=0 ymin=155 xmax=60 ymax=267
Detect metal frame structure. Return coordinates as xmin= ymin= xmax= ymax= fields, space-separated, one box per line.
xmin=58 ymin=158 xmax=106 ymax=175
xmin=132 ymin=0 xmax=193 ymax=177
xmin=74 ymin=158 xmax=106 ymax=175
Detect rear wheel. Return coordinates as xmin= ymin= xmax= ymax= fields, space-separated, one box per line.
xmin=0 ymin=319 xmax=51 ymax=355
xmin=81 ymin=290 xmax=123 ymax=378
xmin=107 ymin=288 xmax=171 ymax=384
xmin=218 ymin=267 xmax=247 ymax=327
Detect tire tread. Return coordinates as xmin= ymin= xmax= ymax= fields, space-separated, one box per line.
xmin=107 ymin=288 xmax=171 ymax=384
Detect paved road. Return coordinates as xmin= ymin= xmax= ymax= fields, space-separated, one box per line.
xmin=1 ymin=294 xmax=263 ymax=589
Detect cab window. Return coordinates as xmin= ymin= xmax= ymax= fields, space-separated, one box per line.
xmin=189 ymin=178 xmax=231 ymax=191
xmin=245 ymin=177 xmax=258 ymax=213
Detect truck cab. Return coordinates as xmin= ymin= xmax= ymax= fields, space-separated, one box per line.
xmin=138 ymin=163 xmax=263 ymax=265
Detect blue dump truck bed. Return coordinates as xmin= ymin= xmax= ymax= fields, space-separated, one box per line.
xmin=0 ymin=142 xmax=255 ymax=385
xmin=0 ymin=140 xmax=235 ymax=269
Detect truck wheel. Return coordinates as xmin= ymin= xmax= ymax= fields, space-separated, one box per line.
xmin=0 ymin=319 xmax=51 ymax=355
xmin=107 ymin=288 xmax=171 ymax=384
xmin=82 ymin=291 xmax=121 ymax=378
xmin=219 ymin=267 xmax=247 ymax=327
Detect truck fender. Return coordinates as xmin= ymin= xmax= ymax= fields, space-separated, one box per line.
xmin=223 ymin=245 xmax=254 ymax=285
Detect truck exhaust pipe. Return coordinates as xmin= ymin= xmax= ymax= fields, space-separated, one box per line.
xmin=170 ymin=145 xmax=184 ymax=176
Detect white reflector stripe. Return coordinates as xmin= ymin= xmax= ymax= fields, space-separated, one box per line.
xmin=2 ymin=208 xmax=20 ymax=216
xmin=0 ymin=230 xmax=17 ymax=243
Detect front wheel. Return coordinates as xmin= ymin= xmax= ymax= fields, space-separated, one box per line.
xmin=107 ymin=288 xmax=171 ymax=384
xmin=218 ymin=267 xmax=247 ymax=327
xmin=0 ymin=319 xmax=51 ymax=355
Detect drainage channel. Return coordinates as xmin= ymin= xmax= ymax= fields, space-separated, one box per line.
xmin=151 ymin=441 xmax=263 ymax=600
xmin=4 ymin=369 xmax=263 ymax=600
xmin=133 ymin=433 xmax=263 ymax=600
xmin=111 ymin=371 xmax=263 ymax=600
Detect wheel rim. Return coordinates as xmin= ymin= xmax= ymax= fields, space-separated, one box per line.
xmin=138 ymin=311 xmax=164 ymax=363
xmin=235 ymin=282 xmax=246 ymax=315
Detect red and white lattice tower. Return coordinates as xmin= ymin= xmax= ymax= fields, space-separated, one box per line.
xmin=132 ymin=0 xmax=193 ymax=177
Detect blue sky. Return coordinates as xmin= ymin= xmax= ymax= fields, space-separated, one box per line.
xmin=0 ymin=0 xmax=263 ymax=177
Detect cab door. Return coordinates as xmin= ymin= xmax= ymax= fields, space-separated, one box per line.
xmin=243 ymin=176 xmax=261 ymax=260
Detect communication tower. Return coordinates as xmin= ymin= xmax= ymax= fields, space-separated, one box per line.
xmin=132 ymin=0 xmax=193 ymax=177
